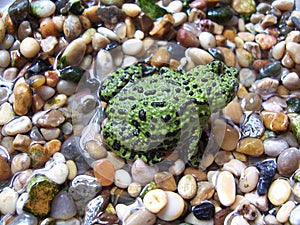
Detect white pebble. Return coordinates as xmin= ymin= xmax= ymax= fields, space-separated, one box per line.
xmin=216 ymin=171 xmax=236 ymax=206
xmin=169 ymin=159 xmax=185 ymax=176
xmin=0 ymin=102 xmax=15 ymax=125
xmin=238 ymin=166 xmax=259 ymax=193
xmin=31 ymin=0 xmax=56 ymax=18
xmin=186 ymin=47 xmax=214 ymax=65
xmin=157 ymin=191 xmax=185 ymax=221
xmin=173 ymin=12 xmax=187 ymax=27
xmin=268 ymin=179 xmax=291 ymax=206
xmin=96 ymin=49 xmax=116 ymax=81
xmin=114 ymin=169 xmax=132 ymax=189
xmin=290 ymin=205 xmax=300 ymax=225
xmin=3 ymin=116 xmax=32 ymax=136
xmin=166 ymin=0 xmax=183 ymax=12
xmin=45 ymin=163 xmax=69 ymax=184
xmin=282 ymin=72 xmax=300 ymax=90
xmin=122 ymin=38 xmax=143 ymax=56
xmin=276 ymin=200 xmax=296 ymax=223
xmin=11 ymin=153 xmax=31 ymax=174
xmin=122 ymin=3 xmax=141 ymax=17
xmin=0 ymin=187 xmax=18 ymax=214
xmin=97 ymin=27 xmax=120 ymax=41
xmin=199 ymin=32 xmax=216 ymax=50
xmin=222 ymin=159 xmax=246 ymax=177
xmin=143 ymin=189 xmax=168 ymax=213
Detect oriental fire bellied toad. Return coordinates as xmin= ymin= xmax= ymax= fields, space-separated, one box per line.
xmin=99 ymin=61 xmax=239 ymax=166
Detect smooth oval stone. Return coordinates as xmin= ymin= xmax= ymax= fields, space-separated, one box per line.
xmin=268 ymin=179 xmax=291 ymax=206
xmin=263 ymin=138 xmax=289 ymax=157
xmin=238 ymin=166 xmax=259 ymax=193
xmin=62 ymin=38 xmax=87 ymax=66
xmin=51 ymin=191 xmax=77 ymax=220
xmin=3 ymin=116 xmax=32 ymax=136
xmin=94 ymin=158 xmax=115 ymax=186
xmin=236 ymin=137 xmax=264 ymax=156
xmin=122 ymin=38 xmax=143 ymax=55
xmin=276 ymin=200 xmax=296 ymax=223
xmin=178 ymin=174 xmax=197 ymax=199
xmin=114 ymin=169 xmax=132 ymax=189
xmin=157 ymin=191 xmax=185 ymax=221
xmin=277 ymin=148 xmax=300 ymax=177
xmin=61 ymin=136 xmax=81 ymax=160
xmin=290 ymin=205 xmax=300 ymax=225
xmin=0 ymin=187 xmax=18 ymax=214
xmin=260 ymin=111 xmax=289 ymax=132
xmin=13 ymin=78 xmax=32 ymax=116
xmin=0 ymin=102 xmax=15 ymax=125
xmin=143 ymin=189 xmax=168 ymax=214
xmin=6 ymin=213 xmax=38 ymax=225
xmin=131 ymin=158 xmax=158 ymax=186
xmin=216 ymin=171 xmax=236 ymax=206
xmin=31 ymin=0 xmax=56 ymax=18
xmin=125 ymin=208 xmax=156 ymax=225
xmin=192 ymin=201 xmax=215 ymax=220
xmin=186 ymin=47 xmax=214 ymax=65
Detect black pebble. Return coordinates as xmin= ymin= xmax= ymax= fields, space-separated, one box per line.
xmin=192 ymin=201 xmax=215 ymax=220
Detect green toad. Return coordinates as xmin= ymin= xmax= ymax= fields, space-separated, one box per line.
xmin=99 ymin=61 xmax=239 ymax=166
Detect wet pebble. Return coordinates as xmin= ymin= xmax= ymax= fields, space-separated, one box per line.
xmin=154 ymin=171 xmax=177 ymax=191
xmin=13 ymin=78 xmax=32 ymax=116
xmin=94 ymin=158 xmax=115 ymax=186
xmin=114 ymin=169 xmax=132 ymax=189
xmin=263 ymin=138 xmax=289 ymax=157
xmin=37 ymin=109 xmax=65 ymax=128
xmin=150 ymin=47 xmax=171 ymax=67
xmin=186 ymin=47 xmax=214 ymax=65
xmin=236 ymin=137 xmax=264 ymax=156
xmin=127 ymin=182 xmax=142 ymax=198
xmin=46 ymin=163 xmax=69 ymax=184
xmin=191 ymin=181 xmax=214 ymax=206
xmin=157 ymin=191 xmax=185 ymax=221
xmin=199 ymin=31 xmax=216 ymax=50
xmin=3 ymin=116 xmax=32 ymax=136
xmin=276 ymin=200 xmax=296 ymax=223
xmin=56 ymin=80 xmax=77 ymax=96
xmin=268 ymin=179 xmax=291 ymax=206
xmin=62 ymin=38 xmax=86 ymax=66
xmin=192 ymin=201 xmax=215 ymax=220
xmin=177 ymin=174 xmax=197 ymax=199
xmin=272 ymin=41 xmax=285 ymax=60
xmin=122 ymin=3 xmax=141 ymax=17
xmin=11 ymin=153 xmax=31 ymax=174
xmin=43 ymin=94 xmax=67 ymax=110
xmin=235 ymin=48 xmax=253 ymax=68
xmin=86 ymin=140 xmax=107 ymax=159
xmin=122 ymin=38 xmax=143 ymax=55
xmin=216 ymin=171 xmax=236 ymax=206
xmin=131 ymin=158 xmax=158 ymax=186
xmin=260 ymin=111 xmax=289 ymax=132
xmin=238 ymin=166 xmax=259 ymax=193
xmin=51 ymin=191 xmax=77 ymax=220
xmin=277 ymin=147 xmax=300 ymax=177
xmin=20 ymin=37 xmax=41 ymax=58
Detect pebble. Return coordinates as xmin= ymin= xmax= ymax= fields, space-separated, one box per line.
xmin=216 ymin=171 xmax=236 ymax=206
xmin=43 ymin=94 xmax=68 ymax=110
xmin=131 ymin=158 xmax=158 ymax=186
xmin=154 ymin=171 xmax=177 ymax=191
xmin=122 ymin=3 xmax=141 ymax=17
xmin=35 ymin=85 xmax=56 ymax=101
xmin=184 ymin=167 xmax=207 ymax=181
xmin=86 ymin=140 xmax=107 ymax=159
xmin=169 ymin=159 xmax=185 ymax=176
xmin=3 ymin=116 xmax=32 ymax=136
xmin=286 ymin=42 xmax=300 ymax=64
xmin=277 ymin=148 xmax=300 ymax=177
xmin=56 ymin=218 xmax=81 ymax=225
xmin=235 ymin=48 xmax=254 ymax=68
xmin=30 ymin=0 xmax=56 ymax=18
xmin=150 ymin=47 xmax=171 ymax=67
xmin=263 ymin=138 xmax=289 ymax=157
xmin=272 ymin=41 xmax=286 ymax=60
xmin=143 ymin=189 xmax=168 ymax=213
xmin=63 ymin=15 xmax=82 ymax=41
xmin=94 ymin=158 xmax=115 ymax=186
xmin=51 ymin=191 xmax=77 ymax=220
xmin=66 ymin=160 xmax=77 ymax=180
xmin=0 ymin=102 xmax=15 ymax=125
xmin=236 ymin=137 xmax=264 ymax=156
xmin=7 ymin=213 xmax=38 ymax=225
xmin=191 ymin=181 xmax=215 ymax=206
xmin=260 ymin=111 xmax=289 ymax=132
xmin=114 ymin=169 xmax=132 ymax=189
xmin=13 ymin=78 xmax=33 ymax=116
xmin=11 ymin=153 xmax=31 ymax=174
xmin=186 ymin=47 xmax=214 ymax=65
xmin=37 ymin=109 xmax=65 ymax=128
xmin=157 ymin=191 xmax=185 ymax=221
xmin=124 ymin=208 xmax=156 ymax=225
xmin=20 ymin=37 xmax=41 ymax=58
xmin=268 ymin=179 xmax=291 ymax=206
xmin=255 ymin=34 xmax=277 ymax=50
xmin=212 ymin=119 xmax=239 ymax=151
xmin=127 ymin=182 xmax=142 ymax=198
xmin=216 ymin=47 xmax=236 ymax=67
xmin=106 ymin=152 xmax=125 ymax=170
xmin=0 ymin=187 xmax=18 ymax=214
xmin=177 ymin=174 xmax=197 ymax=199
xmin=56 ymin=80 xmax=77 ymax=96
xmin=222 ymin=159 xmax=246 ymax=177
xmin=0 ymin=156 xmax=11 ymax=181
xmin=282 ymin=72 xmax=300 ymax=90
xmin=290 ymin=205 xmax=300 ymax=225
xmin=276 ymin=200 xmax=296 ymax=223
xmin=199 ymin=31 xmax=216 ymax=50
xmin=122 ymin=38 xmax=143 ymax=55
xmin=95 ymin=49 xmax=115 ymax=80
xmin=173 ymin=12 xmax=187 ymax=27
xmin=46 ymin=163 xmax=69 ymax=184
xmin=238 ymin=166 xmax=259 ymax=193
xmin=192 ymin=201 xmax=215 ymax=220
xmin=272 ymin=0 xmax=294 ymax=11
xmin=62 ymin=38 xmax=87 ymax=66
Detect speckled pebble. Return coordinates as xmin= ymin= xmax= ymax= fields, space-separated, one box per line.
xmin=177 ymin=174 xmax=197 ymax=199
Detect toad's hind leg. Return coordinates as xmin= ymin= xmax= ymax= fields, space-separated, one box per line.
xmin=101 ymin=119 xmax=165 ymax=165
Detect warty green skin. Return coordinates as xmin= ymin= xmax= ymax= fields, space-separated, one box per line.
xmin=99 ymin=61 xmax=239 ymax=166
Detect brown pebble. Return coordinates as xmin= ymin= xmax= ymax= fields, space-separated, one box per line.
xmin=149 ymin=14 xmax=174 ymax=39
xmin=12 ymin=134 xmax=31 ymax=152
xmin=94 ymin=158 xmax=115 ymax=186
xmin=44 ymin=139 xmax=61 ymax=157
xmin=176 ymin=28 xmax=200 ymax=48
xmin=216 ymin=47 xmax=236 ymax=67
xmin=184 ymin=167 xmax=207 ymax=181
xmin=223 ymin=100 xmax=243 ymax=124
xmin=40 ymin=18 xmax=58 ymax=38
xmin=154 ymin=171 xmax=177 ymax=191
xmin=37 ymin=109 xmax=66 ymax=128
xmin=214 ymin=151 xmax=234 ymax=166
xmin=214 ymin=208 xmax=233 ymax=225
xmin=190 ymin=0 xmax=207 ymax=9
xmin=236 ymin=138 xmax=264 ymax=156
xmin=150 ymin=48 xmax=171 ymax=68
xmin=260 ymin=111 xmax=289 ymax=132
xmin=255 ymin=34 xmax=277 ymax=50
xmin=45 ymin=71 xmax=59 ymax=87
xmin=223 ymin=29 xmax=236 ymax=42
xmin=0 ymin=156 xmax=12 ymax=181
xmin=13 ymin=78 xmax=33 ymax=116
